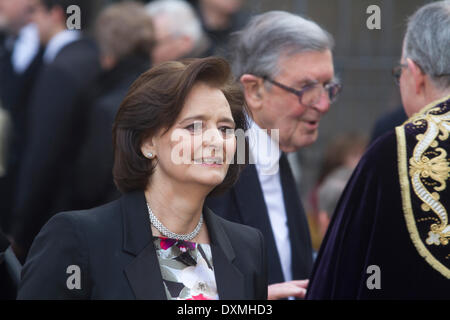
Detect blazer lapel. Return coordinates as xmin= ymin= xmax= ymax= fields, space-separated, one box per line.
xmin=203 ymin=207 xmax=246 ymax=300
xmin=121 ymin=191 xmax=166 ymax=300
xmin=233 ymin=164 xmax=285 ymax=284
xmin=120 ymin=192 xmax=251 ymax=299
xmin=124 ymin=243 xmax=167 ymax=300
xmin=279 ymin=154 xmax=313 ymax=280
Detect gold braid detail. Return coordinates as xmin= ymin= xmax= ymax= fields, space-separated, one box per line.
xmin=396 ymin=94 xmax=450 ymax=279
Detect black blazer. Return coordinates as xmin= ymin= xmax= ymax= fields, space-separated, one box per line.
xmin=206 ymin=163 xmax=313 ymax=285
xmin=0 ymin=231 xmax=17 ymax=299
xmin=17 ymin=192 xmax=268 ymax=300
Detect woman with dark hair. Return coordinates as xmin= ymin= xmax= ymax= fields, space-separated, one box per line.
xmin=17 ymin=57 xmax=267 ymax=300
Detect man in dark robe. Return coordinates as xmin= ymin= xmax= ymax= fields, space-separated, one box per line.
xmin=307 ymin=1 xmax=450 ymax=299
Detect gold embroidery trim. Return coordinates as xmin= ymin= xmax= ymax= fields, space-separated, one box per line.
xmin=397 ymin=117 xmax=450 ymax=278
xmin=403 ymin=94 xmax=450 ymax=125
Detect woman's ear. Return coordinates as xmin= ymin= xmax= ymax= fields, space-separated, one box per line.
xmin=240 ymin=74 xmax=265 ymax=111
xmin=141 ymin=136 xmax=157 ymax=159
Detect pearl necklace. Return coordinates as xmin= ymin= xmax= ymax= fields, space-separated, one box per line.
xmin=146 ymin=202 xmax=203 ymax=241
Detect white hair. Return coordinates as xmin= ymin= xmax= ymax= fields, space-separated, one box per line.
xmin=145 ymin=0 xmax=203 ymax=46
xmin=231 ymin=11 xmax=334 ymax=78
xmin=403 ymin=0 xmax=450 ymax=90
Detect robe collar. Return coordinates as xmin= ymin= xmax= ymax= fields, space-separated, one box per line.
xmin=396 ymin=94 xmax=450 ymax=279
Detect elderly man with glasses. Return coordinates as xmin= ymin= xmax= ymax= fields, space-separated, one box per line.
xmin=206 ymin=11 xmax=341 ymax=300
xmin=307 ymin=0 xmax=450 ymax=299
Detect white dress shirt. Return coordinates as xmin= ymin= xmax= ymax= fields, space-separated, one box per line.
xmin=247 ymin=119 xmax=293 ymax=283
xmin=43 ymin=30 xmax=81 ymax=64
xmin=11 ymin=23 xmax=40 ymax=74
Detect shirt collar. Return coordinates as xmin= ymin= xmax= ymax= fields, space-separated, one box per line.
xmin=11 ymin=23 xmax=40 ymax=73
xmin=43 ymin=29 xmax=80 ymax=64
xmin=247 ymin=116 xmax=282 ymax=175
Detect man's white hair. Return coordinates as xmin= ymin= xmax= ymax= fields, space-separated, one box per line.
xmin=145 ymin=0 xmax=203 ymax=46
xmin=231 ymin=11 xmax=334 ymax=79
xmin=403 ymin=0 xmax=450 ymax=90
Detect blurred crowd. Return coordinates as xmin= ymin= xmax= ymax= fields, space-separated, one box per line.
xmin=0 ymin=0 xmax=369 ymax=296
xmin=307 ymin=133 xmax=367 ymax=250
xmin=0 ymin=0 xmax=253 ymax=262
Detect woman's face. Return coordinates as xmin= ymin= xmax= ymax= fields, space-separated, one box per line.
xmin=142 ymin=82 xmax=237 ymax=192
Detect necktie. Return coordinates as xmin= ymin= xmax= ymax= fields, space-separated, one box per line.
xmin=279 ymin=153 xmax=313 ymax=280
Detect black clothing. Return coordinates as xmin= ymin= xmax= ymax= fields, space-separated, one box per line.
xmin=18 ymin=191 xmax=268 ymax=300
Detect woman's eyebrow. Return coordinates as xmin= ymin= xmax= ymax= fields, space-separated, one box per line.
xmin=179 ymin=115 xmax=235 ymax=125
xmin=178 ymin=115 xmax=205 ymax=125
xmin=217 ymin=117 xmax=236 ymax=126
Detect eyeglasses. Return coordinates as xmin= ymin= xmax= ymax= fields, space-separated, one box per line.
xmin=262 ymin=76 xmax=342 ymax=107
xmin=392 ymin=63 xmax=408 ymax=85
xmin=392 ymin=62 xmax=450 ymax=86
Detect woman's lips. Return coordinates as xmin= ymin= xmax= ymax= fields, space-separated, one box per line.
xmin=199 ymin=163 xmax=223 ymax=167
xmin=193 ymin=158 xmax=224 ymax=167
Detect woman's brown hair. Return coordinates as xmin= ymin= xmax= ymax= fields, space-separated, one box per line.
xmin=112 ymin=57 xmax=248 ymax=195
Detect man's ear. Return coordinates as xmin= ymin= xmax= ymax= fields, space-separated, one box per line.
xmin=406 ymin=58 xmax=426 ymax=95
xmin=175 ymin=35 xmax=193 ymax=57
xmin=101 ymin=55 xmax=117 ymax=70
xmin=240 ymin=74 xmax=265 ymax=111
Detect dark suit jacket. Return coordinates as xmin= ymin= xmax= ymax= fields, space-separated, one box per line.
xmin=17 ymin=191 xmax=268 ymax=300
xmin=10 ymin=37 xmax=101 ymax=255
xmin=72 ymin=55 xmax=150 ymax=210
xmin=206 ymin=163 xmax=313 ymax=286
xmin=0 ymin=40 xmax=43 ymax=233
xmin=370 ymin=106 xmax=407 ymax=145
xmin=0 ymin=33 xmax=17 ymax=112
xmin=0 ymin=230 xmax=16 ymax=299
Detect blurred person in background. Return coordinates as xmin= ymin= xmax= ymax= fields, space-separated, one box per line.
xmin=0 ymin=0 xmax=42 ymax=233
xmin=370 ymin=106 xmax=407 ymax=145
xmin=9 ymin=0 xmax=101 ymax=262
xmin=145 ymin=0 xmax=212 ymax=65
xmin=308 ymin=133 xmax=367 ymax=250
xmin=307 ymin=1 xmax=450 ymax=299
xmin=189 ymin=0 xmax=249 ymax=57
xmin=0 ymin=0 xmax=40 ymax=111
xmin=207 ymin=11 xmax=341 ymax=299
xmin=72 ymin=1 xmax=154 ymax=211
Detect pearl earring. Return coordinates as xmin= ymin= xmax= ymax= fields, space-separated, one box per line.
xmin=147 ymin=152 xmax=153 ymax=158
